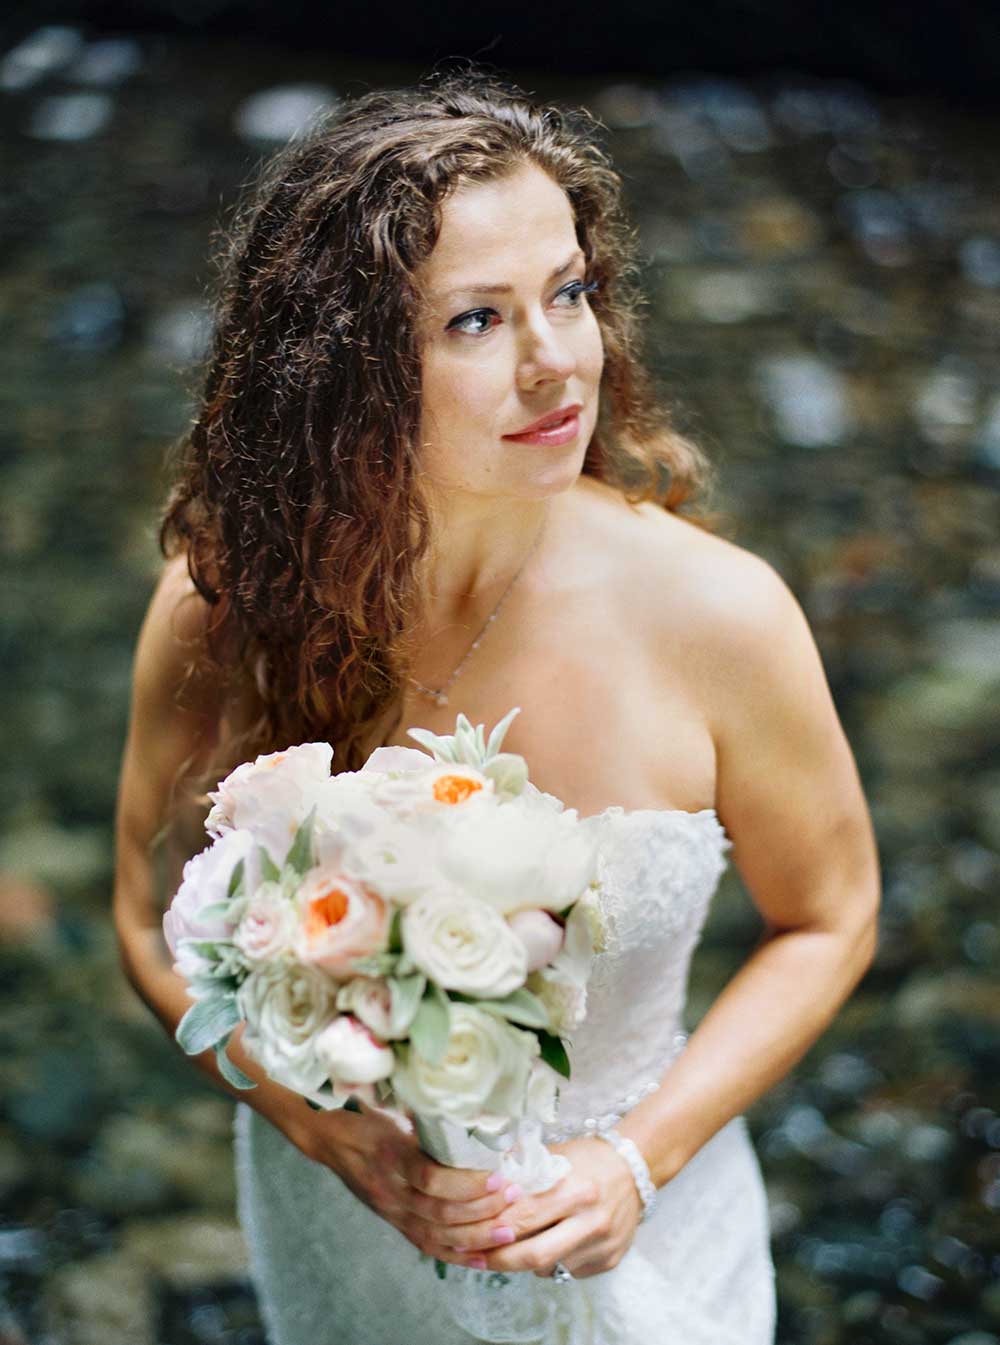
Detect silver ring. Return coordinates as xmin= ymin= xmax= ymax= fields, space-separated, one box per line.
xmin=551 ymin=1260 xmax=574 ymax=1283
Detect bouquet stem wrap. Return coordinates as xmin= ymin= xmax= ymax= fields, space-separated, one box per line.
xmin=412 ymin=1112 xmax=572 ymax=1343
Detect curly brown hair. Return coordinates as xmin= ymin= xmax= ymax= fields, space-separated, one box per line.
xmin=159 ymin=66 xmax=723 ymax=783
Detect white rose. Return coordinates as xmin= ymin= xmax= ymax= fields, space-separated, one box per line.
xmin=336 ymin=976 xmax=396 ymax=1039
xmin=206 ymin=742 xmax=333 ymax=866
xmin=314 ymin=1015 xmax=395 ymax=1084
xmin=237 ymin=962 xmax=336 ymax=1096
xmin=233 ymin=880 xmax=298 ymax=964
xmin=163 ymin=827 xmax=257 ymax=959
xmin=438 ymin=797 xmax=598 ymax=916
xmin=393 ymin=1003 xmax=538 ymax=1125
xmin=403 ymin=893 xmax=527 ymax=997
xmin=525 ymin=967 xmax=588 ymax=1035
xmin=507 ymin=909 xmax=565 ymax=972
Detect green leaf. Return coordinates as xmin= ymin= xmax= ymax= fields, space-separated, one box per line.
xmin=350 ymin=952 xmax=400 ymax=978
xmin=485 ymin=707 xmax=521 ymax=761
xmin=483 ymin=753 xmax=529 ymax=798
xmin=388 ymin=907 xmax=403 ymax=954
xmin=536 ymin=1029 xmax=572 ymax=1080
xmin=388 ymin=972 xmax=426 ymax=1036
xmin=286 ymin=806 xmax=317 ymax=876
xmin=258 ymin=845 xmax=280 ymax=883
xmin=406 ymin=727 xmax=449 ymax=761
xmin=471 ymin=987 xmax=550 ymax=1029
xmin=227 ymin=857 xmax=246 ymax=900
xmin=214 ymin=1042 xmax=256 ymax=1090
xmin=176 ymin=993 xmax=241 ymax=1056
xmin=194 ymin=901 xmax=232 ymax=923
xmin=409 ymin=985 xmax=451 ymax=1065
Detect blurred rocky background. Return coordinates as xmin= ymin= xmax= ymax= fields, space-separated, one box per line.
xmin=1 ymin=7 xmax=998 ymax=1344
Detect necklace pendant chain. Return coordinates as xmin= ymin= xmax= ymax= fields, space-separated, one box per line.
xmin=409 ymin=518 xmax=546 ymax=708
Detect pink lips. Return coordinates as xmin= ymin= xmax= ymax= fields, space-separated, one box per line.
xmin=502 ymin=404 xmax=583 ymax=446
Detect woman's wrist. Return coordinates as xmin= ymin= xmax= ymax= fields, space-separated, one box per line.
xmin=594 ymin=1127 xmax=659 ymax=1222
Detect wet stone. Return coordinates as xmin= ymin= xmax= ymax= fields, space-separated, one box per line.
xmin=27 ymin=93 xmax=113 ymax=142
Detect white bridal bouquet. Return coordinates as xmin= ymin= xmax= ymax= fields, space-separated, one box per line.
xmin=164 ymin=706 xmax=607 ymax=1305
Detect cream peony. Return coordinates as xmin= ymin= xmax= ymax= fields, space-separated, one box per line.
xmin=294 ymin=870 xmax=390 ymax=977
xmin=206 ymin=742 xmax=333 ymax=865
xmin=370 ymin=763 xmax=494 ymax=817
xmin=164 ymin=827 xmax=256 ymax=958
xmin=237 ymin=962 xmax=337 ymax=1096
xmin=402 ymin=892 xmax=527 ymax=997
xmin=506 ymin=909 xmax=565 ymax=972
xmin=340 ymin=816 xmax=447 ymax=907
xmin=314 ymin=1014 xmax=395 ymax=1084
xmin=438 ymin=796 xmax=598 ymax=916
xmin=392 ymin=1003 xmax=538 ymax=1125
xmin=233 ymin=880 xmax=298 ymax=964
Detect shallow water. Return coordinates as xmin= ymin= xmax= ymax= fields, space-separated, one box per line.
xmin=1 ymin=30 xmax=998 ymax=1345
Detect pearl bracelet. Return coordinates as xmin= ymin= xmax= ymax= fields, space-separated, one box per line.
xmin=594 ymin=1127 xmax=658 ymax=1223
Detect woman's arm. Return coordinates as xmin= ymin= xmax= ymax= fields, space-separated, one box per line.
xmin=112 ymin=558 xmax=518 ymax=1264
xmin=621 ymin=551 xmax=881 ymax=1187
xmin=112 ymin=555 xmax=328 ymax=1153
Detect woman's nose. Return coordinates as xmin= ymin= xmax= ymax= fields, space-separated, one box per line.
xmin=517 ymin=315 xmax=576 ymax=384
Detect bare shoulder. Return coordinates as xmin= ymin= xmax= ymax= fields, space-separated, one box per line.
xmin=132 ymin=552 xmax=223 ymax=720
xmin=570 ymin=474 xmax=800 ymax=653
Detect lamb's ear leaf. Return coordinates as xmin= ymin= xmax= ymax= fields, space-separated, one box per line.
xmin=485 ymin=707 xmax=521 ymax=761
xmin=535 ymin=1029 xmax=571 ymax=1079
xmin=258 ymin=845 xmax=280 ymax=882
xmin=285 ymin=806 xmax=316 ymax=876
xmin=409 ymin=984 xmax=451 ymax=1065
xmin=472 ymin=987 xmax=550 ymax=1029
xmin=176 ymin=994 xmax=241 ymax=1056
xmin=387 ymin=972 xmax=426 ymax=1036
xmin=214 ymin=1041 xmax=256 ymax=1090
xmin=227 ymin=857 xmax=246 ymax=900
xmin=406 ymin=727 xmax=449 ymax=761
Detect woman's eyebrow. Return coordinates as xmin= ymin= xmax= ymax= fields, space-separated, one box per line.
xmin=441 ymin=250 xmax=585 ymax=299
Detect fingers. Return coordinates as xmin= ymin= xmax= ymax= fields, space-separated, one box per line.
xmin=408 ymin=1182 xmax=522 ymax=1227
xmin=467 ymin=1213 xmax=593 ymax=1277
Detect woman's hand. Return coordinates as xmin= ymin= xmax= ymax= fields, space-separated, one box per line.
xmin=285 ymin=1098 xmax=524 ymax=1269
xmin=436 ymin=1134 xmax=646 ymax=1278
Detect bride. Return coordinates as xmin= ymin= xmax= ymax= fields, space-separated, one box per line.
xmin=112 ymin=69 xmax=881 ymax=1343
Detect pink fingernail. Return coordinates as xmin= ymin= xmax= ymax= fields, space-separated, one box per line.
xmin=504 ymin=1184 xmax=523 ymax=1204
xmin=468 ymin=1256 xmax=488 ymax=1270
xmin=486 ymin=1172 xmax=504 ymax=1192
xmin=492 ymin=1226 xmax=516 ymax=1245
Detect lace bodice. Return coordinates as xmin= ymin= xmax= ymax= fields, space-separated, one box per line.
xmin=543 ymin=806 xmax=732 ymax=1142
xmin=234 ymin=806 xmax=776 ymax=1345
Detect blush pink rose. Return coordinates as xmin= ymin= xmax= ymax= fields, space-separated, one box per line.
xmin=507 ymin=908 xmax=566 ymax=972
xmin=294 ymin=870 xmax=390 ymax=978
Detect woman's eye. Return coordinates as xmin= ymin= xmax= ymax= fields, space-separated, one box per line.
xmin=449 ymin=308 xmax=498 ymax=337
xmin=555 ymin=279 xmax=599 ymax=308
xmin=447 ymin=279 xmax=599 ymax=337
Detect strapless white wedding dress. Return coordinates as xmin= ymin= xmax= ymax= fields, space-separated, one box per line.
xmin=234 ymin=807 xmax=777 ymax=1343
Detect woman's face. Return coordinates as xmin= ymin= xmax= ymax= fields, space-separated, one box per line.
xmin=414 ymin=160 xmax=605 ymax=503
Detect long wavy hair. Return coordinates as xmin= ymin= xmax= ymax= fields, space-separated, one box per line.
xmin=159 ymin=66 xmax=724 ymax=791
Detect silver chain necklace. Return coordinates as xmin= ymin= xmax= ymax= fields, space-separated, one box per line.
xmin=408 ymin=519 xmax=546 ymax=708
